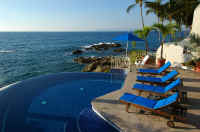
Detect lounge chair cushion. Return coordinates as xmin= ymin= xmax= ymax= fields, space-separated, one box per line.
xmin=162 ymin=70 xmax=178 ymax=82
xmin=137 ymin=76 xmax=162 ymax=83
xmin=164 ymin=78 xmax=181 ymax=92
xmin=133 ymin=95 xmax=156 ymax=109
xmin=157 ymin=61 xmax=171 ymax=73
xmin=137 ymin=69 xmax=159 ymax=74
xmin=137 ymin=70 xmax=178 ymax=83
xmin=133 ymin=83 xmax=165 ymax=93
xmin=133 ymin=78 xmax=181 ymax=94
xmin=119 ymin=93 xmax=156 ymax=109
xmin=120 ymin=93 xmax=178 ymax=110
xmin=119 ymin=93 xmax=137 ymax=102
xmin=137 ymin=61 xmax=171 ymax=74
xmin=153 ymin=92 xmax=178 ymax=109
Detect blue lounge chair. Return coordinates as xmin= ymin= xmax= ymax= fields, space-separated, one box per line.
xmin=137 ymin=70 xmax=179 ymax=84
xmin=137 ymin=61 xmax=171 ymax=75
xmin=119 ymin=92 xmax=186 ymax=127
xmin=133 ymin=78 xmax=181 ymax=94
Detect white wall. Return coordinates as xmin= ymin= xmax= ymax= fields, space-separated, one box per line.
xmin=156 ymin=43 xmax=192 ymax=67
xmin=191 ymin=4 xmax=200 ymax=36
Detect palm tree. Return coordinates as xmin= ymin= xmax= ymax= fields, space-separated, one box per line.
xmin=145 ymin=0 xmax=200 ymax=28
xmin=127 ymin=0 xmax=146 ymax=29
xmin=134 ymin=26 xmax=153 ymax=54
xmin=152 ymin=23 xmax=177 ymax=59
xmin=145 ymin=0 xmax=163 ymax=23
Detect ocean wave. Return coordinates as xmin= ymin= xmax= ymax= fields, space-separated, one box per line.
xmin=82 ymin=42 xmax=116 ymax=48
xmin=64 ymin=51 xmax=72 ymax=56
xmin=0 ymin=50 xmax=14 ymax=53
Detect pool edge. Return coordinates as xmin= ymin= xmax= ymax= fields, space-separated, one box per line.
xmin=91 ymin=105 xmax=123 ymax=132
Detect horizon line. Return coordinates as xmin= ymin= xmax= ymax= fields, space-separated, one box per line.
xmin=0 ymin=30 xmax=131 ymax=32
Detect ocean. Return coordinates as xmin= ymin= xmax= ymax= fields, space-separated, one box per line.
xmin=0 ymin=31 xmax=188 ymax=87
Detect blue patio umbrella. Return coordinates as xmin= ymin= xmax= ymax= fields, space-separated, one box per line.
xmin=113 ymin=33 xmax=144 ymax=56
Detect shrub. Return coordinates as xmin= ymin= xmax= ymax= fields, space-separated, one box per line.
xmin=190 ymin=33 xmax=200 ymax=46
xmin=128 ymin=50 xmax=146 ymax=64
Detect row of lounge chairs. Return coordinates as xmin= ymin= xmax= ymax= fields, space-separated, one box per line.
xmin=119 ymin=61 xmax=187 ymax=128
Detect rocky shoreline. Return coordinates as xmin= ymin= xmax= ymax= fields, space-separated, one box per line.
xmin=72 ymin=42 xmax=125 ymax=72
xmin=72 ymin=42 xmax=125 ymax=55
xmin=74 ymin=56 xmax=111 ymax=72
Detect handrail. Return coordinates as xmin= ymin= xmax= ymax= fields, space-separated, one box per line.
xmin=110 ymin=56 xmax=130 ymax=70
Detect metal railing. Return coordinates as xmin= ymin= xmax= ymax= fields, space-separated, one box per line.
xmin=110 ymin=55 xmax=131 ymax=70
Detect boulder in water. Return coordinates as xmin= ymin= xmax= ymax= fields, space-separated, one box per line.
xmin=74 ymin=56 xmax=111 ymax=72
xmin=72 ymin=50 xmax=83 ymax=55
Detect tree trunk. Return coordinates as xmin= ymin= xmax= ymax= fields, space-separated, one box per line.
xmin=140 ymin=3 xmax=145 ymax=29
xmin=161 ymin=40 xmax=164 ymax=59
xmin=140 ymin=2 xmax=147 ymax=54
xmin=145 ymin=39 xmax=148 ymax=55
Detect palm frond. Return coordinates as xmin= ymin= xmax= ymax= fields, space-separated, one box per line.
xmin=126 ymin=3 xmax=137 ymax=13
xmin=146 ymin=0 xmax=200 ymax=26
xmin=146 ymin=8 xmax=155 ymax=15
xmin=134 ymin=26 xmax=153 ymax=39
xmin=152 ymin=23 xmax=177 ymax=38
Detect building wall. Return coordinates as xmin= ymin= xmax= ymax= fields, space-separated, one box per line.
xmin=191 ymin=4 xmax=200 ymax=36
xmin=156 ymin=43 xmax=192 ymax=67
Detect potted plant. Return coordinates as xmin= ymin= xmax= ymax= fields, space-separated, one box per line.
xmin=194 ymin=58 xmax=200 ymax=72
xmin=195 ymin=62 xmax=200 ymax=72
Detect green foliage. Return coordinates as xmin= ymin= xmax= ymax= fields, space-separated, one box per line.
xmin=184 ymin=58 xmax=200 ymax=67
xmin=190 ymin=34 xmax=200 ymax=46
xmin=127 ymin=0 xmax=146 ymax=29
xmin=132 ymin=41 xmax=136 ymax=48
xmin=134 ymin=26 xmax=152 ymax=54
xmin=145 ymin=0 xmax=164 ymax=21
xmin=134 ymin=26 xmax=153 ymax=39
xmin=127 ymin=0 xmax=145 ymax=13
xmin=128 ymin=50 xmax=145 ymax=63
xmin=152 ymin=23 xmax=177 ymax=39
xmin=151 ymin=23 xmax=177 ymax=59
xmin=127 ymin=3 xmax=137 ymax=13
xmin=183 ymin=60 xmax=196 ymax=67
xmin=145 ymin=0 xmax=200 ymax=27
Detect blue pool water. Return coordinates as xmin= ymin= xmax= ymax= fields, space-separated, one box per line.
xmin=0 ymin=72 xmax=125 ymax=132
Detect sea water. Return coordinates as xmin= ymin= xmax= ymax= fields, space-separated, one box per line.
xmin=0 ymin=31 xmax=188 ymax=87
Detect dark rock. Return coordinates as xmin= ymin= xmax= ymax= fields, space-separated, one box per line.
xmin=74 ymin=56 xmax=111 ymax=72
xmin=113 ymin=48 xmax=126 ymax=53
xmin=82 ymin=62 xmax=98 ymax=72
xmin=72 ymin=50 xmax=83 ymax=55
xmin=111 ymin=43 xmax=121 ymax=47
xmin=85 ymin=47 xmax=93 ymax=50
xmin=93 ymin=46 xmax=102 ymax=51
xmin=93 ymin=65 xmax=110 ymax=72
xmin=74 ymin=57 xmax=98 ymax=64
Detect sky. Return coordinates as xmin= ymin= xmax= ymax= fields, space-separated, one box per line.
xmin=0 ymin=0 xmax=157 ymax=31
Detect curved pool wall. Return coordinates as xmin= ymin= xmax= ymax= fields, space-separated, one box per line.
xmin=78 ymin=107 xmax=122 ymax=132
xmin=0 ymin=72 xmax=126 ymax=132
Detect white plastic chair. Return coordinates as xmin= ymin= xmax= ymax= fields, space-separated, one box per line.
xmin=135 ymin=55 xmax=150 ymax=66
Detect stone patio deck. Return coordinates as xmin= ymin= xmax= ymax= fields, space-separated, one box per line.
xmin=92 ymin=68 xmax=200 ymax=132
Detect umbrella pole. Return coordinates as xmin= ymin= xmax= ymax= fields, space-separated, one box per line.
xmin=126 ymin=41 xmax=128 ymax=57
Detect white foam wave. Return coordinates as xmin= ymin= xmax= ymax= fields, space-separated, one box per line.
xmin=64 ymin=52 xmax=72 ymax=56
xmin=82 ymin=42 xmax=116 ymax=49
xmin=0 ymin=50 xmax=14 ymax=53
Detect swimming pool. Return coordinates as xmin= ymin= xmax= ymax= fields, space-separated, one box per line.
xmin=0 ymin=72 xmax=125 ymax=132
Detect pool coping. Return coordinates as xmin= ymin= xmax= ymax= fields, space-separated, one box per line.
xmin=91 ymin=69 xmax=200 ymax=132
xmin=92 ymin=106 xmax=123 ymax=132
